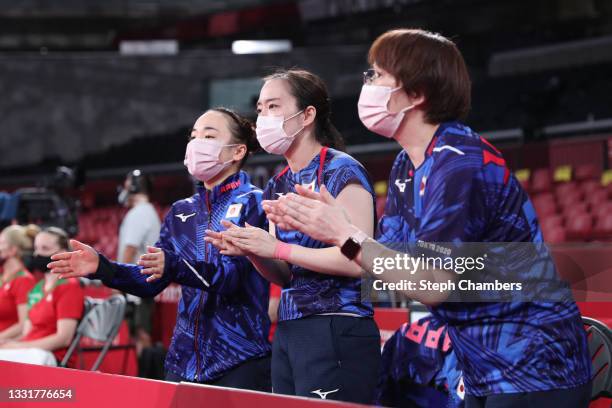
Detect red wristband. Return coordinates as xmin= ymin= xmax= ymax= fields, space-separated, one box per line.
xmin=273 ymin=242 xmax=292 ymax=261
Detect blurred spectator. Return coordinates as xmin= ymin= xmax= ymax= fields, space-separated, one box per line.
xmin=0 ymin=227 xmax=84 ymax=366
xmin=0 ymin=225 xmax=38 ymax=341
xmin=117 ymin=170 xmax=161 ymax=355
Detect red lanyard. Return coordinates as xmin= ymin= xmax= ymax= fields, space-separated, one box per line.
xmin=317 ymin=147 xmax=328 ymax=186
xmin=275 ymin=147 xmax=328 ymax=187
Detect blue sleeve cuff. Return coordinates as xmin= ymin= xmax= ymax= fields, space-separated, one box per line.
xmin=89 ymin=254 xmax=117 ymax=283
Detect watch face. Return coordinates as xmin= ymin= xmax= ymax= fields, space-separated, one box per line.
xmin=341 ymin=237 xmax=361 ymax=260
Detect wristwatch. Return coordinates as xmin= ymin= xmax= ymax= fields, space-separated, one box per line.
xmin=340 ymin=230 xmax=369 ymax=260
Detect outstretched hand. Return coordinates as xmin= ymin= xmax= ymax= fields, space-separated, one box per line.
xmin=48 ymin=239 xmax=100 ymax=279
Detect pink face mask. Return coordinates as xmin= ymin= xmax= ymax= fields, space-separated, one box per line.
xmin=184 ymin=139 xmax=238 ymax=182
xmin=357 ymin=84 xmax=415 ymax=139
xmin=256 ymin=110 xmax=304 ymax=155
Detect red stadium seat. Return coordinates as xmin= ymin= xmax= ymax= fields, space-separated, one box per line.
xmin=531 ymin=168 xmax=552 ymax=193
xmin=605 ymin=181 xmax=612 ymax=198
xmin=77 ymin=206 xmax=122 ymax=257
xmin=555 ymin=181 xmax=578 ymax=197
xmin=563 ymin=202 xmax=589 ymax=218
xmin=593 ymin=213 xmax=612 ymax=240
xmin=540 ymin=214 xmax=563 ymax=230
xmin=532 ymin=192 xmax=555 ymax=203
xmin=557 ymin=191 xmax=583 ymax=209
xmin=581 ymin=179 xmax=602 ymax=195
xmin=574 ymin=163 xmax=600 ymax=181
xmin=533 ymin=194 xmax=557 ymax=217
xmin=532 ymin=192 xmax=555 ymax=204
xmin=593 ymin=202 xmax=612 ymax=221
xmin=542 ymin=225 xmax=566 ymax=243
xmin=565 ymin=213 xmax=593 ymax=241
xmin=585 ymin=189 xmax=610 ymax=209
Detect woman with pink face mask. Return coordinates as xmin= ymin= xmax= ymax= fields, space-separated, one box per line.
xmin=205 ymin=69 xmax=381 ymax=404
xmin=49 ymin=108 xmax=273 ymax=391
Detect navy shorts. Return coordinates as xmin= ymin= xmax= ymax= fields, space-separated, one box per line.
xmin=272 ymin=315 xmax=381 ymax=404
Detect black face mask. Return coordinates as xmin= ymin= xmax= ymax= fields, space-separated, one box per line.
xmin=30 ymin=255 xmax=53 ymax=273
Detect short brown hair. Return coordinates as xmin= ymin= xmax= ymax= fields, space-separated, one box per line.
xmin=368 ymin=29 xmax=471 ymax=124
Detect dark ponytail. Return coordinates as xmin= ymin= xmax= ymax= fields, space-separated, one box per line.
xmin=264 ymin=69 xmax=346 ymax=151
xmin=210 ymin=107 xmax=260 ymax=167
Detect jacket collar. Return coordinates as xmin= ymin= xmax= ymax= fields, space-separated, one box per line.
xmin=424 ymin=121 xmax=459 ymax=159
xmin=196 ymin=171 xmax=246 ymax=203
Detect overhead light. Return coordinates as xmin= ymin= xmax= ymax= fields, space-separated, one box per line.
xmin=119 ymin=40 xmax=179 ymax=56
xmin=231 ymin=40 xmax=292 ymax=55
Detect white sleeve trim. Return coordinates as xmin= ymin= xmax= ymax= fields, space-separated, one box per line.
xmin=432 ymin=145 xmax=465 ymax=155
xmin=181 ymin=259 xmax=210 ymax=288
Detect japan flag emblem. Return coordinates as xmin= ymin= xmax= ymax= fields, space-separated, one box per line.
xmin=419 ymin=176 xmax=427 ymax=196
xmin=225 ymin=203 xmax=243 ymax=219
xmin=456 ymin=376 xmax=465 ymax=400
